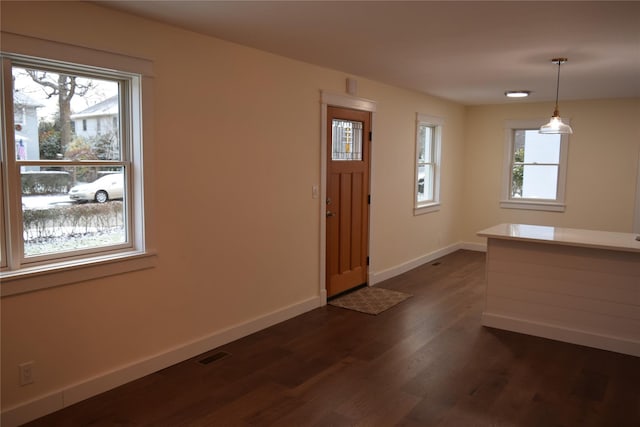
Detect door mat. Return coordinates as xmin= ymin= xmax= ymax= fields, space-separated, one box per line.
xmin=329 ymin=286 xmax=412 ymax=315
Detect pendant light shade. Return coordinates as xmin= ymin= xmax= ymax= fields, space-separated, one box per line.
xmin=540 ymin=58 xmax=573 ymax=134
xmin=539 ymin=114 xmax=573 ymax=134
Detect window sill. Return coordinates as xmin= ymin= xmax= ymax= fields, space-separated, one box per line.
xmin=1 ymin=251 xmax=157 ymax=297
xmin=500 ymin=200 xmax=565 ymax=212
xmin=414 ymin=202 xmax=441 ymax=216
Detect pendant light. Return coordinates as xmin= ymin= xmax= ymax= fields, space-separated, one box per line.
xmin=540 ymin=58 xmax=573 ymax=134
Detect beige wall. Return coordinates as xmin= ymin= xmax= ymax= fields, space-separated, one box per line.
xmin=462 ymin=99 xmax=640 ymax=243
xmin=1 ymin=1 xmax=466 ymax=412
xmin=364 ymin=81 xmax=466 ymax=272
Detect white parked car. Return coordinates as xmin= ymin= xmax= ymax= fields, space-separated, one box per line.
xmin=68 ymin=173 xmax=124 ymax=203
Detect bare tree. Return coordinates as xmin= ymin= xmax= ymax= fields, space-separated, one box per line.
xmin=25 ymin=71 xmax=94 ymax=152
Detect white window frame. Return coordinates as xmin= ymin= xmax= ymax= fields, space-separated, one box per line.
xmin=0 ymin=33 xmax=156 ymax=297
xmin=500 ymin=119 xmax=569 ymax=212
xmin=414 ymin=113 xmax=443 ymax=215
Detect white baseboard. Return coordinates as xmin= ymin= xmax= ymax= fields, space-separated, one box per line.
xmin=482 ymin=312 xmax=640 ymax=357
xmin=370 ymin=241 xmax=485 ymax=285
xmin=1 ymin=295 xmax=322 ymax=427
xmin=459 ymin=241 xmax=486 ymax=252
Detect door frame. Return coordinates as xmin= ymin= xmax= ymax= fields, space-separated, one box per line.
xmin=319 ymin=91 xmax=377 ymax=305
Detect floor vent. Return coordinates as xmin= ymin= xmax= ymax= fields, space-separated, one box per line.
xmin=197 ymin=351 xmax=231 ymax=365
xmin=432 ymin=262 xmax=441 ymax=266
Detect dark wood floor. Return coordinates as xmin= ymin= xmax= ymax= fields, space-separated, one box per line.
xmin=26 ymin=250 xmax=639 ymax=426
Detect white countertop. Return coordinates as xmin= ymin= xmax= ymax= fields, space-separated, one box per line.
xmin=477 ymin=223 xmax=640 ymax=253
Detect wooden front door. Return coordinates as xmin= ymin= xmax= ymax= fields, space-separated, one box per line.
xmin=326 ymin=106 xmax=371 ymax=297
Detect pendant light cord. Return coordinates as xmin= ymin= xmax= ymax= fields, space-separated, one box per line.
xmin=554 ymin=61 xmax=561 ymax=113
xmin=551 ymin=57 xmax=567 ymax=116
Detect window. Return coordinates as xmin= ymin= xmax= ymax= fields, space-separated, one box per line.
xmin=501 ymin=119 xmax=569 ymax=211
xmin=415 ymin=113 xmax=443 ymax=214
xmin=13 ymin=105 xmax=25 ymax=126
xmin=332 ymin=119 xmax=363 ymax=161
xmin=1 ymin=41 xmax=154 ymax=296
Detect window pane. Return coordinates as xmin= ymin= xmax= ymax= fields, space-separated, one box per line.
xmin=332 ymin=119 xmax=363 ymax=161
xmin=12 ymin=66 xmax=121 ymax=162
xmin=512 ymin=164 xmax=558 ymax=199
xmin=418 ymin=125 xmax=433 ymax=163
xmin=417 ymin=164 xmax=434 ymax=202
xmin=511 ymin=129 xmax=561 ymax=200
xmin=22 ymin=166 xmax=126 ymax=257
xmin=511 ymin=163 xmax=524 ymax=197
xmin=513 ymin=130 xmax=560 ymax=163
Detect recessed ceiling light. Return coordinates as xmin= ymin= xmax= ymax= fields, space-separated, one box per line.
xmin=505 ymin=90 xmax=531 ymax=98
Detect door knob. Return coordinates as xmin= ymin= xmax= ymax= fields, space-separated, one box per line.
xmin=326 ymin=210 xmax=336 ymax=217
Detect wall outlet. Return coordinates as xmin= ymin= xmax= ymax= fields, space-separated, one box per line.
xmin=19 ymin=361 xmax=34 ymax=386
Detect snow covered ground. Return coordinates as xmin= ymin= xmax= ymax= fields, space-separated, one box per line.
xmin=22 ymin=194 xmax=75 ymax=210
xmin=20 ymin=195 xmax=125 ymax=257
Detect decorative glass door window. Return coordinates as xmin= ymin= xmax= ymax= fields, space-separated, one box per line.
xmin=331 ymin=119 xmax=363 ymax=161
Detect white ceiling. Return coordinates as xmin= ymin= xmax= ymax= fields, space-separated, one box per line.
xmin=96 ymin=1 xmax=640 ymax=105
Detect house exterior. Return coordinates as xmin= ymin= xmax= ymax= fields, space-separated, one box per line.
xmin=13 ymin=92 xmax=41 ymax=163
xmin=71 ymin=95 xmax=118 ymax=139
